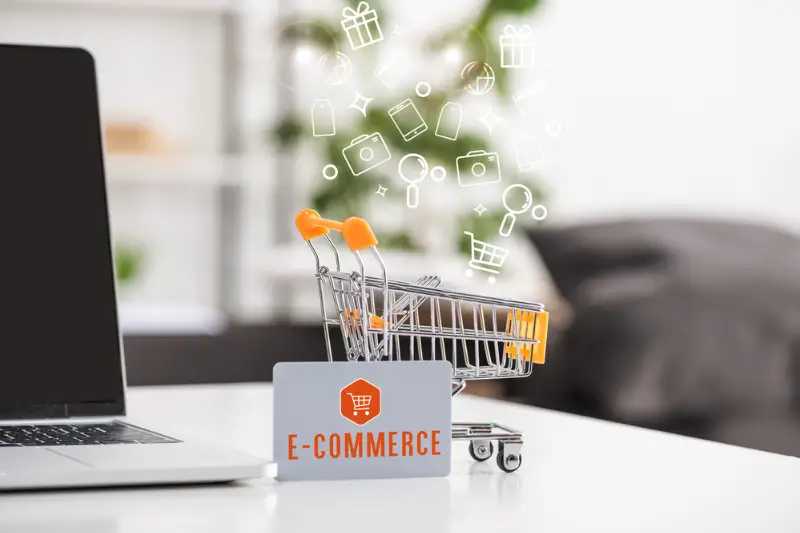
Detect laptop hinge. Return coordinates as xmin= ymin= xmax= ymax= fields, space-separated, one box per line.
xmin=0 ymin=416 xmax=122 ymax=426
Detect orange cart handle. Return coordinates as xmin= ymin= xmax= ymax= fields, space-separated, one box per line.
xmin=295 ymin=209 xmax=378 ymax=252
xmin=531 ymin=311 xmax=549 ymax=364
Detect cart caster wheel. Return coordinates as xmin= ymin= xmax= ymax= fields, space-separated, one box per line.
xmin=468 ymin=441 xmax=494 ymax=462
xmin=365 ymin=411 xmax=369 ymax=416
xmin=496 ymin=442 xmax=522 ymax=473
xmin=353 ymin=411 xmax=358 ymax=416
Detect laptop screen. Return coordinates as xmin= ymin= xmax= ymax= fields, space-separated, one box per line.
xmin=0 ymin=45 xmax=125 ymax=419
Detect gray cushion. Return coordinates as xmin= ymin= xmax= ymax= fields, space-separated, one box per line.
xmin=527 ymin=218 xmax=800 ymax=423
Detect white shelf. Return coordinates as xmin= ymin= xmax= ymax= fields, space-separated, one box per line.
xmin=105 ymin=154 xmax=271 ymax=186
xmin=119 ymin=304 xmax=227 ymax=336
xmin=8 ymin=0 xmax=241 ymax=13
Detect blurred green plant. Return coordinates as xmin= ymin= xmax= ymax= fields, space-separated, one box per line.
xmin=114 ymin=243 xmax=144 ymax=287
xmin=273 ymin=0 xmax=546 ymax=255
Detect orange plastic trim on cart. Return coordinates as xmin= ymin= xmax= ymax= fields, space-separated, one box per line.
xmin=531 ymin=311 xmax=549 ymax=364
xmin=504 ymin=310 xmax=549 ymax=364
xmin=295 ymin=208 xmax=378 ymax=252
xmin=343 ymin=309 xmax=389 ymax=330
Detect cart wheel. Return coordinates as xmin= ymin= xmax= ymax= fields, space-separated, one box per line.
xmin=468 ymin=441 xmax=494 ymax=462
xmin=353 ymin=411 xmax=358 ymax=416
xmin=488 ymin=276 xmax=496 ymax=285
xmin=465 ymin=269 xmax=474 ymax=278
xmin=496 ymin=442 xmax=522 ymax=473
xmin=365 ymin=410 xmax=369 ymax=416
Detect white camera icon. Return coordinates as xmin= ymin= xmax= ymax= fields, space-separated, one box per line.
xmin=342 ymin=133 xmax=392 ymax=176
xmin=456 ymin=150 xmax=502 ymax=187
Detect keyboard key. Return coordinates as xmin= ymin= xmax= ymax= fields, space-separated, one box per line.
xmin=80 ymin=426 xmax=109 ymax=435
xmin=0 ymin=422 xmax=180 ymax=446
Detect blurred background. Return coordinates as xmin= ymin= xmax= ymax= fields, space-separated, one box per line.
xmin=2 ymin=0 xmax=799 ymax=457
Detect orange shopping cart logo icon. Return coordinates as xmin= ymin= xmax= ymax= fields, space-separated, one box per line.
xmin=340 ymin=378 xmax=381 ymax=425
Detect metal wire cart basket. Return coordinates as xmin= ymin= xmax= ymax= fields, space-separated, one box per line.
xmin=295 ymin=209 xmax=550 ymax=473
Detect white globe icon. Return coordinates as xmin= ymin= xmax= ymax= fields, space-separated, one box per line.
xmin=318 ymin=51 xmax=353 ymax=86
xmin=461 ymin=61 xmax=495 ymax=96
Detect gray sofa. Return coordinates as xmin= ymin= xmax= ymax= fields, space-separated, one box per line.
xmin=510 ymin=218 xmax=800 ymax=457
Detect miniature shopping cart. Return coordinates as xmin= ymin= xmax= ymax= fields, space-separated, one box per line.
xmin=295 ymin=209 xmax=549 ymax=473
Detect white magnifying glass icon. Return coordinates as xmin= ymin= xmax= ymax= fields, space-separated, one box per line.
xmin=398 ymin=154 xmax=428 ymax=209
xmin=499 ymin=184 xmax=533 ymax=237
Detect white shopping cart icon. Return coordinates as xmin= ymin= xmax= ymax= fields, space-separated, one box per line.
xmin=347 ymin=392 xmax=372 ymax=416
xmin=463 ymin=231 xmax=509 ymax=285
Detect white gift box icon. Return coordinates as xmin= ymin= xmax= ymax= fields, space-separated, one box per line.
xmin=341 ymin=2 xmax=384 ymax=51
xmin=500 ymin=25 xmax=535 ymax=68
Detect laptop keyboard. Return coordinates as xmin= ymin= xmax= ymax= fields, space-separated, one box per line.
xmin=0 ymin=422 xmax=181 ymax=447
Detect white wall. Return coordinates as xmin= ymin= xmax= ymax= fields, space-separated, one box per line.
xmin=537 ymin=0 xmax=800 ymax=230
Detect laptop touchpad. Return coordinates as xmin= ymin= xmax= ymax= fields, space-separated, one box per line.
xmin=0 ymin=449 xmax=91 ymax=475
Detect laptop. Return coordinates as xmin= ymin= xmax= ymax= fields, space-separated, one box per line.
xmin=0 ymin=44 xmax=266 ymax=490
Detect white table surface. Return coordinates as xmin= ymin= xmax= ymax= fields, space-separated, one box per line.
xmin=1 ymin=383 xmax=799 ymax=533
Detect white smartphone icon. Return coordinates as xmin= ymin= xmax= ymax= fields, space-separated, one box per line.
xmin=513 ymin=137 xmax=544 ymax=172
xmin=388 ymin=99 xmax=427 ymax=142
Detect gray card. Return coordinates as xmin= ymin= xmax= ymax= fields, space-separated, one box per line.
xmin=273 ymin=361 xmax=452 ymax=482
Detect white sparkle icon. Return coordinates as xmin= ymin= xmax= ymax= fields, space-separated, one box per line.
xmin=376 ymin=185 xmax=388 ymax=196
xmin=480 ymin=105 xmax=502 ymax=135
xmin=474 ymin=204 xmax=487 ymax=216
xmin=349 ymin=91 xmax=374 ymax=117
